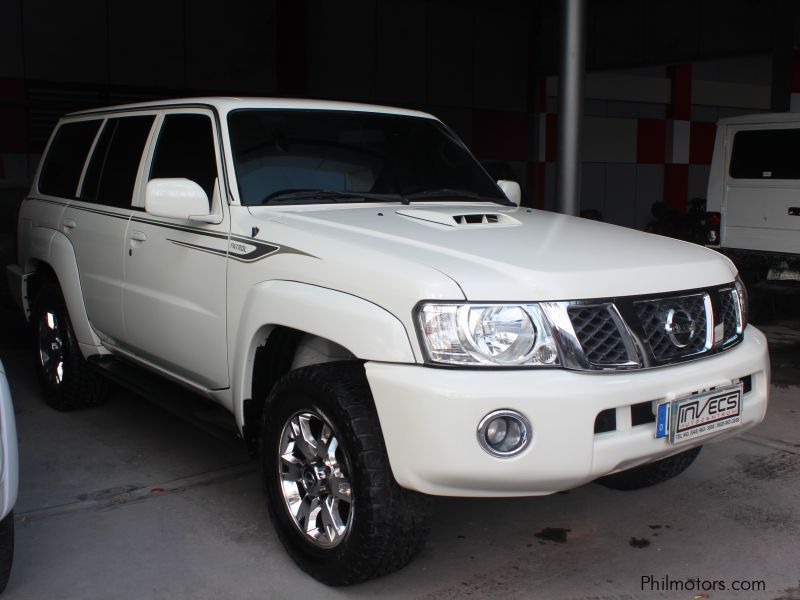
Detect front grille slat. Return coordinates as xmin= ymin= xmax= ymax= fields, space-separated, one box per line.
xmin=719 ymin=289 xmax=739 ymax=345
xmin=568 ymin=305 xmax=630 ymax=366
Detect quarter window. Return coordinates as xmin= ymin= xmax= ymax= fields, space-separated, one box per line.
xmin=729 ymin=129 xmax=800 ymax=179
xmin=38 ymin=120 xmax=102 ymax=198
xmin=149 ymin=114 xmax=218 ymax=205
xmin=81 ymin=115 xmax=155 ymax=208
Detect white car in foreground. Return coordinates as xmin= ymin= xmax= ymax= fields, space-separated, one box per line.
xmin=0 ymin=361 xmax=18 ymax=593
xmin=7 ymin=98 xmax=769 ymax=585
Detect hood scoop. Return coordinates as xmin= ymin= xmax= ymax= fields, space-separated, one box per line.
xmin=396 ymin=208 xmax=520 ymax=228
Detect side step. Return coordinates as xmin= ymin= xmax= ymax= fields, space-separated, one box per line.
xmin=87 ymin=355 xmax=243 ymax=449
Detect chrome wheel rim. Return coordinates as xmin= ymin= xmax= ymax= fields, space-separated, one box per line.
xmin=38 ymin=310 xmax=65 ymax=387
xmin=277 ymin=410 xmax=353 ymax=549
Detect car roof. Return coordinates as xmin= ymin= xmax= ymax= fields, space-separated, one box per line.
xmin=67 ymin=97 xmax=437 ymax=120
xmin=717 ymin=112 xmax=800 ymax=125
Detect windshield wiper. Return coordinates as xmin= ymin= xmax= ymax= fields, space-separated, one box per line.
xmin=403 ymin=188 xmax=513 ymax=206
xmin=261 ymin=188 xmax=408 ymax=205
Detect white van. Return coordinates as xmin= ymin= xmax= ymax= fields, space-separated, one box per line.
xmin=706 ymin=113 xmax=800 ymax=287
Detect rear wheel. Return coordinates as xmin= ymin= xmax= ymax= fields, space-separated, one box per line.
xmin=260 ymin=362 xmax=433 ymax=585
xmin=32 ymin=282 xmax=108 ymax=410
xmin=597 ymin=446 xmax=702 ymax=491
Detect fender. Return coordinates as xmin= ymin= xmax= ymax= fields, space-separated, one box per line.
xmin=24 ymin=227 xmax=105 ymax=357
xmin=231 ymin=280 xmax=416 ymax=428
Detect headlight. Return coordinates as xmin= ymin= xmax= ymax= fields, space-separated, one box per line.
xmin=734 ymin=275 xmax=749 ymax=332
xmin=416 ymin=303 xmax=560 ymax=366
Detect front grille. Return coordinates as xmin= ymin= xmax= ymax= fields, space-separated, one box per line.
xmin=564 ymin=284 xmax=743 ymax=371
xmin=634 ymin=294 xmax=708 ymax=361
xmin=567 ymin=305 xmax=630 ymax=366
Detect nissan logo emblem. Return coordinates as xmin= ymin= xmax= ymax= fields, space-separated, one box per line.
xmin=664 ymin=308 xmax=696 ymax=348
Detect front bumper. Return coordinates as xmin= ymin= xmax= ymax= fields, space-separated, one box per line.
xmin=366 ymin=326 xmax=769 ymax=497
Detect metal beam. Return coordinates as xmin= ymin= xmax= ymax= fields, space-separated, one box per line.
xmin=556 ymin=0 xmax=586 ymax=216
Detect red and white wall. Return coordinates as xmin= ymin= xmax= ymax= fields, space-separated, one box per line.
xmin=532 ymin=56 xmax=773 ymax=229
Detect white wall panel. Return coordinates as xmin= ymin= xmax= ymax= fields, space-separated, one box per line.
xmin=692 ymin=80 xmax=770 ymax=110
xmin=581 ymin=117 xmax=637 ymax=163
xmin=580 ymin=163 xmax=606 ymax=214
xmin=604 ymin=164 xmax=637 ymax=228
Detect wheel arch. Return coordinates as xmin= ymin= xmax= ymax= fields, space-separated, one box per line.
xmin=23 ymin=227 xmax=104 ymax=355
xmin=232 ymin=280 xmax=416 ymax=452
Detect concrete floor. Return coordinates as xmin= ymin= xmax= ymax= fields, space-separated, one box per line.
xmin=0 ymin=296 xmax=798 ymax=599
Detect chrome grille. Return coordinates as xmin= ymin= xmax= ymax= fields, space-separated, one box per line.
xmin=561 ymin=284 xmax=743 ymax=371
xmin=567 ymin=305 xmax=630 ymax=366
xmin=633 ymin=294 xmax=709 ymax=361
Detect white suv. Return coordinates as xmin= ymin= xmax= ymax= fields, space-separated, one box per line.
xmin=7 ymin=98 xmax=769 ymax=585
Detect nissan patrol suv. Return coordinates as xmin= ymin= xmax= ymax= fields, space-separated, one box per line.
xmin=7 ymin=98 xmax=769 ymax=585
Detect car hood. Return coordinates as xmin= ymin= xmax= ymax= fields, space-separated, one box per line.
xmin=249 ymin=203 xmax=737 ymax=301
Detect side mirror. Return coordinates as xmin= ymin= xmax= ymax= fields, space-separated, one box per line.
xmin=145 ymin=178 xmax=211 ymax=221
xmin=497 ymin=180 xmax=521 ymax=207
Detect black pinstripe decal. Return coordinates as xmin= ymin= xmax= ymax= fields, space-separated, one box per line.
xmin=29 ymin=197 xmax=317 ymax=262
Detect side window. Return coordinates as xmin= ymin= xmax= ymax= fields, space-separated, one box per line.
xmin=149 ymin=114 xmax=218 ymax=205
xmin=729 ymin=129 xmax=800 ymax=179
xmin=81 ymin=115 xmax=155 ymax=208
xmin=38 ymin=120 xmax=102 ymax=198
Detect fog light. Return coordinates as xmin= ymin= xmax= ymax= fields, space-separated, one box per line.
xmin=477 ymin=410 xmax=531 ymax=457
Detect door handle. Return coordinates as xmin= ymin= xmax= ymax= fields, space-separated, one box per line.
xmin=63 ymin=219 xmax=77 ymax=229
xmin=789 ymin=207 xmax=800 ymax=216
xmin=129 ymin=230 xmax=147 ymax=242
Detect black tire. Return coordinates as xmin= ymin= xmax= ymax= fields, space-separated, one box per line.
xmin=597 ymin=446 xmax=702 ymax=491
xmin=31 ymin=282 xmax=108 ymax=410
xmin=0 ymin=511 xmax=14 ymax=593
xmin=260 ymin=362 xmax=433 ymax=586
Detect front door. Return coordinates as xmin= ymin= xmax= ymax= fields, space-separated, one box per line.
xmin=122 ymin=110 xmax=230 ymax=389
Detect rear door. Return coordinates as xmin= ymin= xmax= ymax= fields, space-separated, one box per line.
xmin=121 ymin=109 xmax=230 ymax=389
xmin=724 ymin=125 xmax=800 ymax=254
xmin=62 ymin=113 xmax=157 ymax=342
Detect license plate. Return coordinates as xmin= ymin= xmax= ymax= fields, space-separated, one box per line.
xmin=656 ymin=383 xmax=743 ymax=444
xmin=767 ymin=267 xmax=800 ymax=282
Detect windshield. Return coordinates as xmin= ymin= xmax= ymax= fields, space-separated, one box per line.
xmin=227 ymin=109 xmax=507 ymax=205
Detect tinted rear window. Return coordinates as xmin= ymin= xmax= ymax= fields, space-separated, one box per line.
xmin=38 ymin=120 xmax=102 ymax=197
xmin=81 ymin=115 xmax=155 ymax=208
xmin=729 ymin=129 xmax=800 ymax=179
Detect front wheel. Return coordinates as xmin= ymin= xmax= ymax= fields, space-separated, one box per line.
xmin=260 ymin=362 xmax=433 ymax=585
xmin=596 ymin=446 xmax=702 ymax=491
